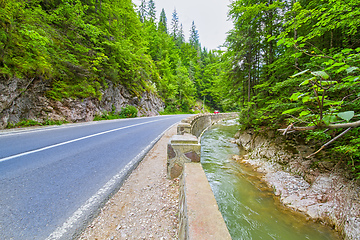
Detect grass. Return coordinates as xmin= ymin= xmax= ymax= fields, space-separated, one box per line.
xmin=93 ymin=105 xmax=138 ymax=121
xmin=6 ymin=119 xmax=68 ymax=129
xmin=159 ymin=110 xmax=201 ymax=115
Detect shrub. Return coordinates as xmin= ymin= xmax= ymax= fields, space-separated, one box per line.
xmin=119 ymin=105 xmax=138 ymax=118
xmin=93 ymin=111 xmax=119 ymax=121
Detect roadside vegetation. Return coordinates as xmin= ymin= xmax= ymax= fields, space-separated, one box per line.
xmin=93 ymin=105 xmax=138 ymax=121
xmin=6 ymin=119 xmax=68 ymax=128
xmin=0 ymin=0 xmax=226 ymax=114
xmin=1 ymin=0 xmax=359 ymax=176
xmin=225 ymin=0 xmax=360 ymax=178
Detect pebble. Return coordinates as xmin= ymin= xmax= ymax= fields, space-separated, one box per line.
xmin=78 ymin=128 xmax=180 ymax=240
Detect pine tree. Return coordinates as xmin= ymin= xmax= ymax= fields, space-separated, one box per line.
xmin=171 ymin=9 xmax=179 ymax=40
xmin=147 ymin=0 xmax=156 ymax=22
xmin=158 ymin=8 xmax=167 ymax=33
xmin=138 ymin=0 xmax=147 ymax=23
xmin=178 ymin=24 xmax=185 ymax=46
xmin=189 ymin=21 xmax=200 ymax=48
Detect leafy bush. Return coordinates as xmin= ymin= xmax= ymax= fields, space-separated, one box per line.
xmin=93 ymin=105 xmax=137 ymax=121
xmin=6 ymin=119 xmax=68 ymax=128
xmin=47 ymin=80 xmax=102 ymax=101
xmin=44 ymin=119 xmax=68 ymax=126
xmin=7 ymin=119 xmax=42 ymax=128
xmin=332 ymin=128 xmax=360 ymax=178
xmin=93 ymin=111 xmax=120 ymax=121
xmin=159 ymin=109 xmax=189 ymax=115
xmin=119 ymin=105 xmax=138 ymax=118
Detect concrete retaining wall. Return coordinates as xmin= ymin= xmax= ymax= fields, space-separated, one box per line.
xmin=167 ymin=113 xmax=237 ymax=240
xmin=179 ymin=113 xmax=238 ymax=138
xmin=179 ymin=163 xmax=232 ymax=240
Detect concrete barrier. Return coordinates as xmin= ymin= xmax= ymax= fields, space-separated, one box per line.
xmin=168 ymin=112 xmax=237 ymax=240
xmin=167 ymin=134 xmax=201 ymax=179
xmin=179 ymin=163 xmax=232 ymax=240
xmin=177 ymin=113 xmax=238 ymax=138
xmin=169 ymin=113 xmax=238 ymax=179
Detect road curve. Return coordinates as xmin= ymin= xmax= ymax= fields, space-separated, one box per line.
xmin=0 ymin=115 xmax=190 ymax=240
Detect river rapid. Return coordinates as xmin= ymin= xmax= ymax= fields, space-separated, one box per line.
xmin=200 ymin=120 xmax=340 ymax=240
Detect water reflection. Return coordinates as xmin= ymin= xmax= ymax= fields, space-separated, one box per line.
xmin=201 ymin=120 xmax=340 ymax=240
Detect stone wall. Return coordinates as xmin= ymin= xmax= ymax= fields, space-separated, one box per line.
xmin=0 ymin=77 xmax=164 ymax=129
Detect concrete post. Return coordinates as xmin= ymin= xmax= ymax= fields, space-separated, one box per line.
xmin=177 ymin=122 xmax=191 ymax=135
xmin=167 ymin=134 xmax=201 ymax=179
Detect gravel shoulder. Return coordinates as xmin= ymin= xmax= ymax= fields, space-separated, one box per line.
xmin=80 ymin=125 xmax=179 ymax=240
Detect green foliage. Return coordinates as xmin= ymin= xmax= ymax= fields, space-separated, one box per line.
xmin=189 ymin=21 xmax=200 ymax=48
xmin=119 ymin=105 xmax=138 ymax=118
xmin=333 ymin=128 xmax=360 ymax=178
xmin=44 ymin=119 xmax=68 ymax=126
xmin=137 ymin=2 xmax=226 ymax=113
xmin=159 ymin=108 xmax=192 ymax=115
xmin=7 ymin=119 xmax=42 ymax=128
xmin=93 ymin=112 xmax=121 ymax=121
xmin=1 ymin=0 xmax=157 ymax=99
xmin=225 ymin=0 xmax=360 ymax=177
xmin=0 ymin=0 xmax=228 ymax=115
xmin=47 ymin=80 xmax=102 ymax=101
xmin=3 ymin=0 xmax=359 ymax=179
xmin=280 ymin=49 xmax=360 ymax=127
xmin=158 ymin=9 xmax=167 ymax=33
xmin=93 ymin=105 xmax=138 ymax=120
xmin=6 ymin=118 xmax=68 ymax=128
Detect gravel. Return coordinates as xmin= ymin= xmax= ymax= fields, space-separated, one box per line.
xmin=79 ymin=126 xmax=179 ymax=240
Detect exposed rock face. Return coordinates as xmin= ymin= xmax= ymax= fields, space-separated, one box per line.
xmin=0 ymin=77 xmax=165 ymax=129
xmin=235 ymin=130 xmax=360 ymax=240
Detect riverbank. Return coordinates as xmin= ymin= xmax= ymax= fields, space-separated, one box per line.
xmin=233 ymin=129 xmax=360 ymax=240
xmin=79 ymin=125 xmax=179 ymax=239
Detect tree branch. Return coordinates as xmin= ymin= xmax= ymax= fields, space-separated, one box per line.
xmin=278 ymin=119 xmax=360 ymax=132
xmin=293 ymin=44 xmax=334 ymax=60
xmin=282 ymin=123 xmax=294 ymax=135
xmin=327 ymin=120 xmax=360 ymax=129
xmin=306 ymin=127 xmax=352 ymax=158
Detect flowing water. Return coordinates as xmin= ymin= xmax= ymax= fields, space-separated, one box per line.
xmin=200 ymin=120 xmax=340 ymax=240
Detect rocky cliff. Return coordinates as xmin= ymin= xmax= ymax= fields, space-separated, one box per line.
xmin=0 ymin=77 xmax=165 ymax=129
xmin=234 ymin=129 xmax=360 ymax=240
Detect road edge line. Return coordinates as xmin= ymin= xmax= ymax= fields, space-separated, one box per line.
xmin=46 ymin=122 xmax=179 ymax=240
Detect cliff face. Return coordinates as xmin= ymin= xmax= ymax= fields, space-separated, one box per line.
xmin=0 ymin=77 xmax=165 ymax=129
xmin=234 ymin=129 xmax=360 ymax=240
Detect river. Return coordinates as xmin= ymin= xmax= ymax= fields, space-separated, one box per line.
xmin=200 ymin=120 xmax=340 ymax=240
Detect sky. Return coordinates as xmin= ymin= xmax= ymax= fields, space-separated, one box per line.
xmin=132 ymin=0 xmax=234 ymax=50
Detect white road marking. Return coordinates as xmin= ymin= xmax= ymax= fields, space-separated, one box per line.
xmin=0 ymin=117 xmax=172 ymax=163
xmin=45 ymin=123 xmax=176 ymax=240
xmin=0 ymin=115 xmax=164 ymax=137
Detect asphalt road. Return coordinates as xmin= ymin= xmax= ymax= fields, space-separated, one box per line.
xmin=0 ymin=115 xmax=189 ymax=240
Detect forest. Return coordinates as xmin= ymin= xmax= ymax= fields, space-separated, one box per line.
xmin=225 ymin=0 xmax=360 ymax=178
xmin=0 ymin=0 xmax=359 ymax=176
xmin=0 ymin=0 xmax=225 ymax=114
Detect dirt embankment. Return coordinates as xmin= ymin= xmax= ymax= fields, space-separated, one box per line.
xmin=233 ymin=129 xmax=360 ymax=240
